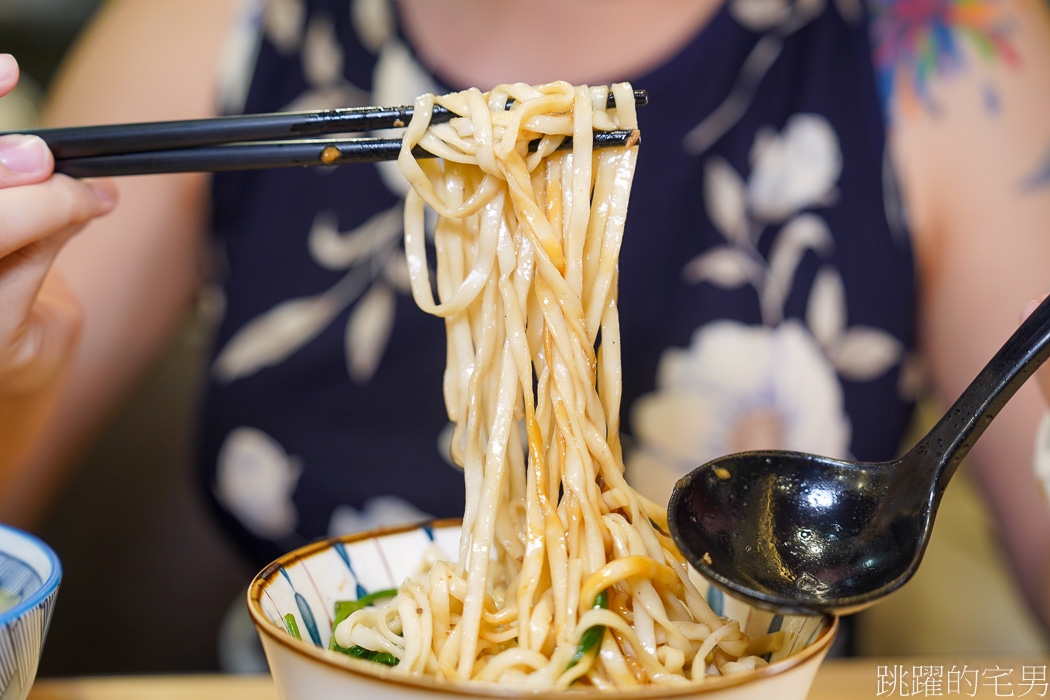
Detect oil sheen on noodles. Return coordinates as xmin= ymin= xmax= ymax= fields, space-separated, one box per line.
xmin=332 ymin=81 xmax=782 ymax=690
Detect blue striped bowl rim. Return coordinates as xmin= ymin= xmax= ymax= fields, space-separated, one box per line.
xmin=0 ymin=523 xmax=61 ymax=627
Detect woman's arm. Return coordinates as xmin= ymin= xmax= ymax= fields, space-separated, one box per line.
xmin=884 ymin=0 xmax=1050 ymax=624
xmin=0 ymin=0 xmax=241 ymax=527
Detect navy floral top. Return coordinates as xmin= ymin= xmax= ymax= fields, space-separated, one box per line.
xmin=202 ymin=0 xmax=917 ymax=568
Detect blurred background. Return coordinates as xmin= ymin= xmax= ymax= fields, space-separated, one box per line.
xmin=0 ymin=0 xmax=255 ymax=676
xmin=1 ymin=0 xmax=1045 ymax=681
xmin=0 ymin=1 xmax=97 ymax=130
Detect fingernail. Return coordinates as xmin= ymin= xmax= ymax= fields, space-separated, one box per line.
xmin=0 ymin=54 xmax=16 ymax=83
xmin=0 ymin=134 xmax=49 ymax=174
xmin=1022 ymin=296 xmax=1046 ymax=322
xmin=89 ymin=180 xmax=117 ymax=209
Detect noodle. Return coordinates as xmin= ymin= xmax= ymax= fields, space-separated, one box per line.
xmin=334 ymin=81 xmax=773 ymax=689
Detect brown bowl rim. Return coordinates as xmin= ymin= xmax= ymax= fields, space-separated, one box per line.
xmin=247 ymin=519 xmax=839 ymax=698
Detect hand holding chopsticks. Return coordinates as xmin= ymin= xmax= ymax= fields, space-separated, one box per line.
xmin=8 ymin=90 xmax=645 ymax=178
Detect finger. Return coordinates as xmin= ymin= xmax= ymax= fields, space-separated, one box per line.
xmin=0 ymin=134 xmax=54 ymax=187
xmin=0 ymin=217 xmax=81 ymax=390
xmin=0 ymin=54 xmax=18 ymax=97
xmin=0 ymin=173 xmax=116 ymax=257
xmin=0 ymin=222 xmax=77 ymax=345
xmin=0 ymin=197 xmax=96 ymax=390
xmin=0 ymin=194 xmax=87 ymax=323
xmin=0 ymin=269 xmax=83 ymax=396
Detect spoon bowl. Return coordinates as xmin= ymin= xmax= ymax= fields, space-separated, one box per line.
xmin=668 ymin=294 xmax=1050 ymax=615
xmin=669 ymin=450 xmax=935 ymax=615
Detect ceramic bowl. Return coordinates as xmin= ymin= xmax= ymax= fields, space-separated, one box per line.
xmin=248 ymin=520 xmax=837 ymax=700
xmin=0 ymin=523 xmax=61 ymax=700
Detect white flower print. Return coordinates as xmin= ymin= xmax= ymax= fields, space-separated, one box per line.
xmin=626 ymin=321 xmax=851 ymax=504
xmin=642 ymin=113 xmax=905 ymax=505
xmin=371 ymin=38 xmax=441 ymax=196
xmin=212 ymin=15 xmax=438 ymax=386
xmin=748 ymin=115 xmax=841 ymax=222
xmin=212 ymin=278 xmax=354 ymax=382
xmin=687 ymin=117 xmax=843 ymax=326
xmin=345 ymin=281 xmax=397 ymax=381
xmin=263 ymin=0 xmax=306 ymax=54
xmin=683 ymin=0 xmax=830 ymax=154
xmin=806 ymin=267 xmax=904 ymax=381
xmin=279 ymin=4 xmax=371 ymax=112
xmin=301 ymin=11 xmax=344 ymax=87
xmin=328 ymin=496 xmax=431 ymax=537
xmin=351 ymin=0 xmax=395 ymax=53
xmin=216 ymin=1 xmax=267 ymax=115
xmin=215 ymin=427 xmax=302 ymax=538
xmin=212 ymin=206 xmax=406 ymax=383
xmin=730 ymin=0 xmax=824 ymax=31
xmin=702 ymin=156 xmax=749 ymax=245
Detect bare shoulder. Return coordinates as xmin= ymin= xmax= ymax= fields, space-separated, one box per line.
xmin=872 ymin=0 xmax=1050 ymax=379
xmin=40 ymin=0 xmax=248 ymax=421
xmin=45 ymin=0 xmax=244 ymax=127
xmin=43 ymin=0 xmax=247 ymax=301
xmin=873 ymin=0 xmax=1050 ymax=252
xmin=870 ymin=0 xmax=1050 ymax=123
xmin=42 ymin=0 xmax=246 ymax=273
xmin=870 ymin=0 xmax=1050 ymax=624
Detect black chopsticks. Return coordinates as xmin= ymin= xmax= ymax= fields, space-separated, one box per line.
xmin=9 ymin=89 xmax=646 ymax=178
xmin=49 ymin=131 xmax=640 ymax=178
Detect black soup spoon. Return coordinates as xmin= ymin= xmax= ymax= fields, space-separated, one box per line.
xmin=667 ymin=293 xmax=1050 ymax=615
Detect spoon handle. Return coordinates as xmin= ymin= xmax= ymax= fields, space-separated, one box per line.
xmin=918 ymin=294 xmax=1050 ymax=492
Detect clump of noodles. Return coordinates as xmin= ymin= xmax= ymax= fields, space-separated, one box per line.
xmin=332 ymin=81 xmax=782 ymax=689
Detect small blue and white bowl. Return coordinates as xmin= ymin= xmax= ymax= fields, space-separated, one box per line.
xmin=0 ymin=523 xmax=61 ymax=700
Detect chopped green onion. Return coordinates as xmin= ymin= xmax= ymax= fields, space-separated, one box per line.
xmin=332 ymin=588 xmax=399 ymax=633
xmin=331 ymin=642 xmax=400 ymax=666
xmin=328 ymin=588 xmax=400 ymax=660
xmin=566 ymin=588 xmax=609 ymax=670
xmin=284 ymin=613 xmax=302 ymax=640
